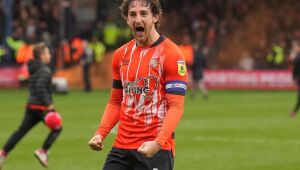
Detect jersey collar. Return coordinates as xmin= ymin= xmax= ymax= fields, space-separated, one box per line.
xmin=135 ymin=35 xmax=166 ymax=49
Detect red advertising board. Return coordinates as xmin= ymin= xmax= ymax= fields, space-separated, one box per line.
xmin=204 ymin=70 xmax=296 ymax=90
xmin=0 ymin=67 xmax=20 ymax=88
xmin=0 ymin=68 xmax=296 ymax=90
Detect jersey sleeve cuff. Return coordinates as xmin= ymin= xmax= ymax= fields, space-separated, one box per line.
xmin=154 ymin=130 xmax=169 ymax=147
xmin=95 ymin=130 xmax=107 ymax=140
xmin=154 ymin=138 xmax=165 ymax=148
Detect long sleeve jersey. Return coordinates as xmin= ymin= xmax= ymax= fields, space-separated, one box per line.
xmin=96 ymin=35 xmax=187 ymax=154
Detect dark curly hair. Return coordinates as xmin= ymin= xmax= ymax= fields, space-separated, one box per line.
xmin=119 ymin=0 xmax=163 ymax=28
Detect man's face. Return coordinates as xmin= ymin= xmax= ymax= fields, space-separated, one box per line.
xmin=126 ymin=0 xmax=158 ymax=43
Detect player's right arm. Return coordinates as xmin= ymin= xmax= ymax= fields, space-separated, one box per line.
xmin=89 ymin=50 xmax=123 ymax=151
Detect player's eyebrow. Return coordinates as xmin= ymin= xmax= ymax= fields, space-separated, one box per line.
xmin=129 ymin=9 xmax=149 ymax=16
xmin=140 ymin=10 xmax=149 ymax=15
xmin=129 ymin=11 xmax=136 ymax=15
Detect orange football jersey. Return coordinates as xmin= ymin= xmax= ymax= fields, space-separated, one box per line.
xmin=109 ymin=36 xmax=187 ymax=151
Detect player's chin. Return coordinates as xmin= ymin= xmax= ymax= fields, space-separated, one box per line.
xmin=134 ymin=32 xmax=144 ymax=38
xmin=134 ymin=35 xmax=144 ymax=41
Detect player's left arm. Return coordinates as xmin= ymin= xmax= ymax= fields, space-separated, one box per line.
xmin=138 ymin=94 xmax=185 ymax=157
xmin=154 ymin=94 xmax=185 ymax=147
xmin=138 ymin=47 xmax=187 ymax=157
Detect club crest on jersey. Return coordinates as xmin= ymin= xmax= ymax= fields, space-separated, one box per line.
xmin=177 ymin=60 xmax=186 ymax=76
xmin=149 ymin=58 xmax=158 ymax=68
xmin=124 ymin=76 xmax=158 ymax=100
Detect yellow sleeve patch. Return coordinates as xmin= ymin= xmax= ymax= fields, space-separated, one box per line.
xmin=177 ymin=61 xmax=186 ymax=76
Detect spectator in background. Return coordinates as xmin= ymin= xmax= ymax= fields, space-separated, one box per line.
xmin=88 ymin=35 xmax=106 ymax=63
xmin=56 ymin=39 xmax=71 ymax=69
xmin=179 ymin=33 xmax=193 ymax=68
xmin=70 ymin=37 xmax=83 ymax=64
xmin=16 ymin=38 xmax=33 ymax=64
xmin=290 ymin=39 xmax=300 ymax=118
xmin=103 ymin=16 xmax=120 ymax=51
xmin=1 ymin=0 xmax=62 ymax=66
xmin=238 ymin=50 xmax=254 ymax=70
xmin=190 ymin=44 xmax=208 ymax=99
xmin=0 ymin=43 xmax=63 ymax=169
xmin=6 ymin=27 xmax=24 ymax=61
xmin=81 ymin=40 xmax=94 ymax=92
xmin=16 ymin=38 xmax=33 ymax=86
xmin=266 ymin=40 xmax=285 ymax=69
xmin=62 ymin=0 xmax=77 ymax=41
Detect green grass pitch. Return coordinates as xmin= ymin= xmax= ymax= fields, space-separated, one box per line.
xmin=1 ymin=89 xmax=300 ymax=170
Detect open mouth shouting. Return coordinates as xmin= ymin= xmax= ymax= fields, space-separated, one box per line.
xmin=135 ymin=26 xmax=145 ymax=36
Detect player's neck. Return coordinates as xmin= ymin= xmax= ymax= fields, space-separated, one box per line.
xmin=136 ymin=30 xmax=160 ymax=47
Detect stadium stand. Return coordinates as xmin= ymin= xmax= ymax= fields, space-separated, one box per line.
xmin=0 ymin=0 xmax=299 ymax=89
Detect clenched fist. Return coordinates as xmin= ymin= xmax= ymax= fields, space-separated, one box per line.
xmin=88 ymin=135 xmax=104 ymax=151
xmin=137 ymin=141 xmax=161 ymax=157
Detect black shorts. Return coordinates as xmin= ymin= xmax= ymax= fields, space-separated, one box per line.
xmin=103 ymin=147 xmax=174 ymax=170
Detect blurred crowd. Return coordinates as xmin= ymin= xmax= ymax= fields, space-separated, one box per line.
xmin=0 ymin=0 xmax=108 ymax=72
xmin=215 ymin=0 xmax=300 ymax=70
xmin=0 ymin=0 xmax=299 ymax=71
xmin=160 ymin=0 xmax=256 ymax=68
xmin=161 ymin=0 xmax=300 ymax=69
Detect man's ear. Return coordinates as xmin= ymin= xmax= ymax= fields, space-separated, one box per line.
xmin=153 ymin=15 xmax=158 ymax=24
